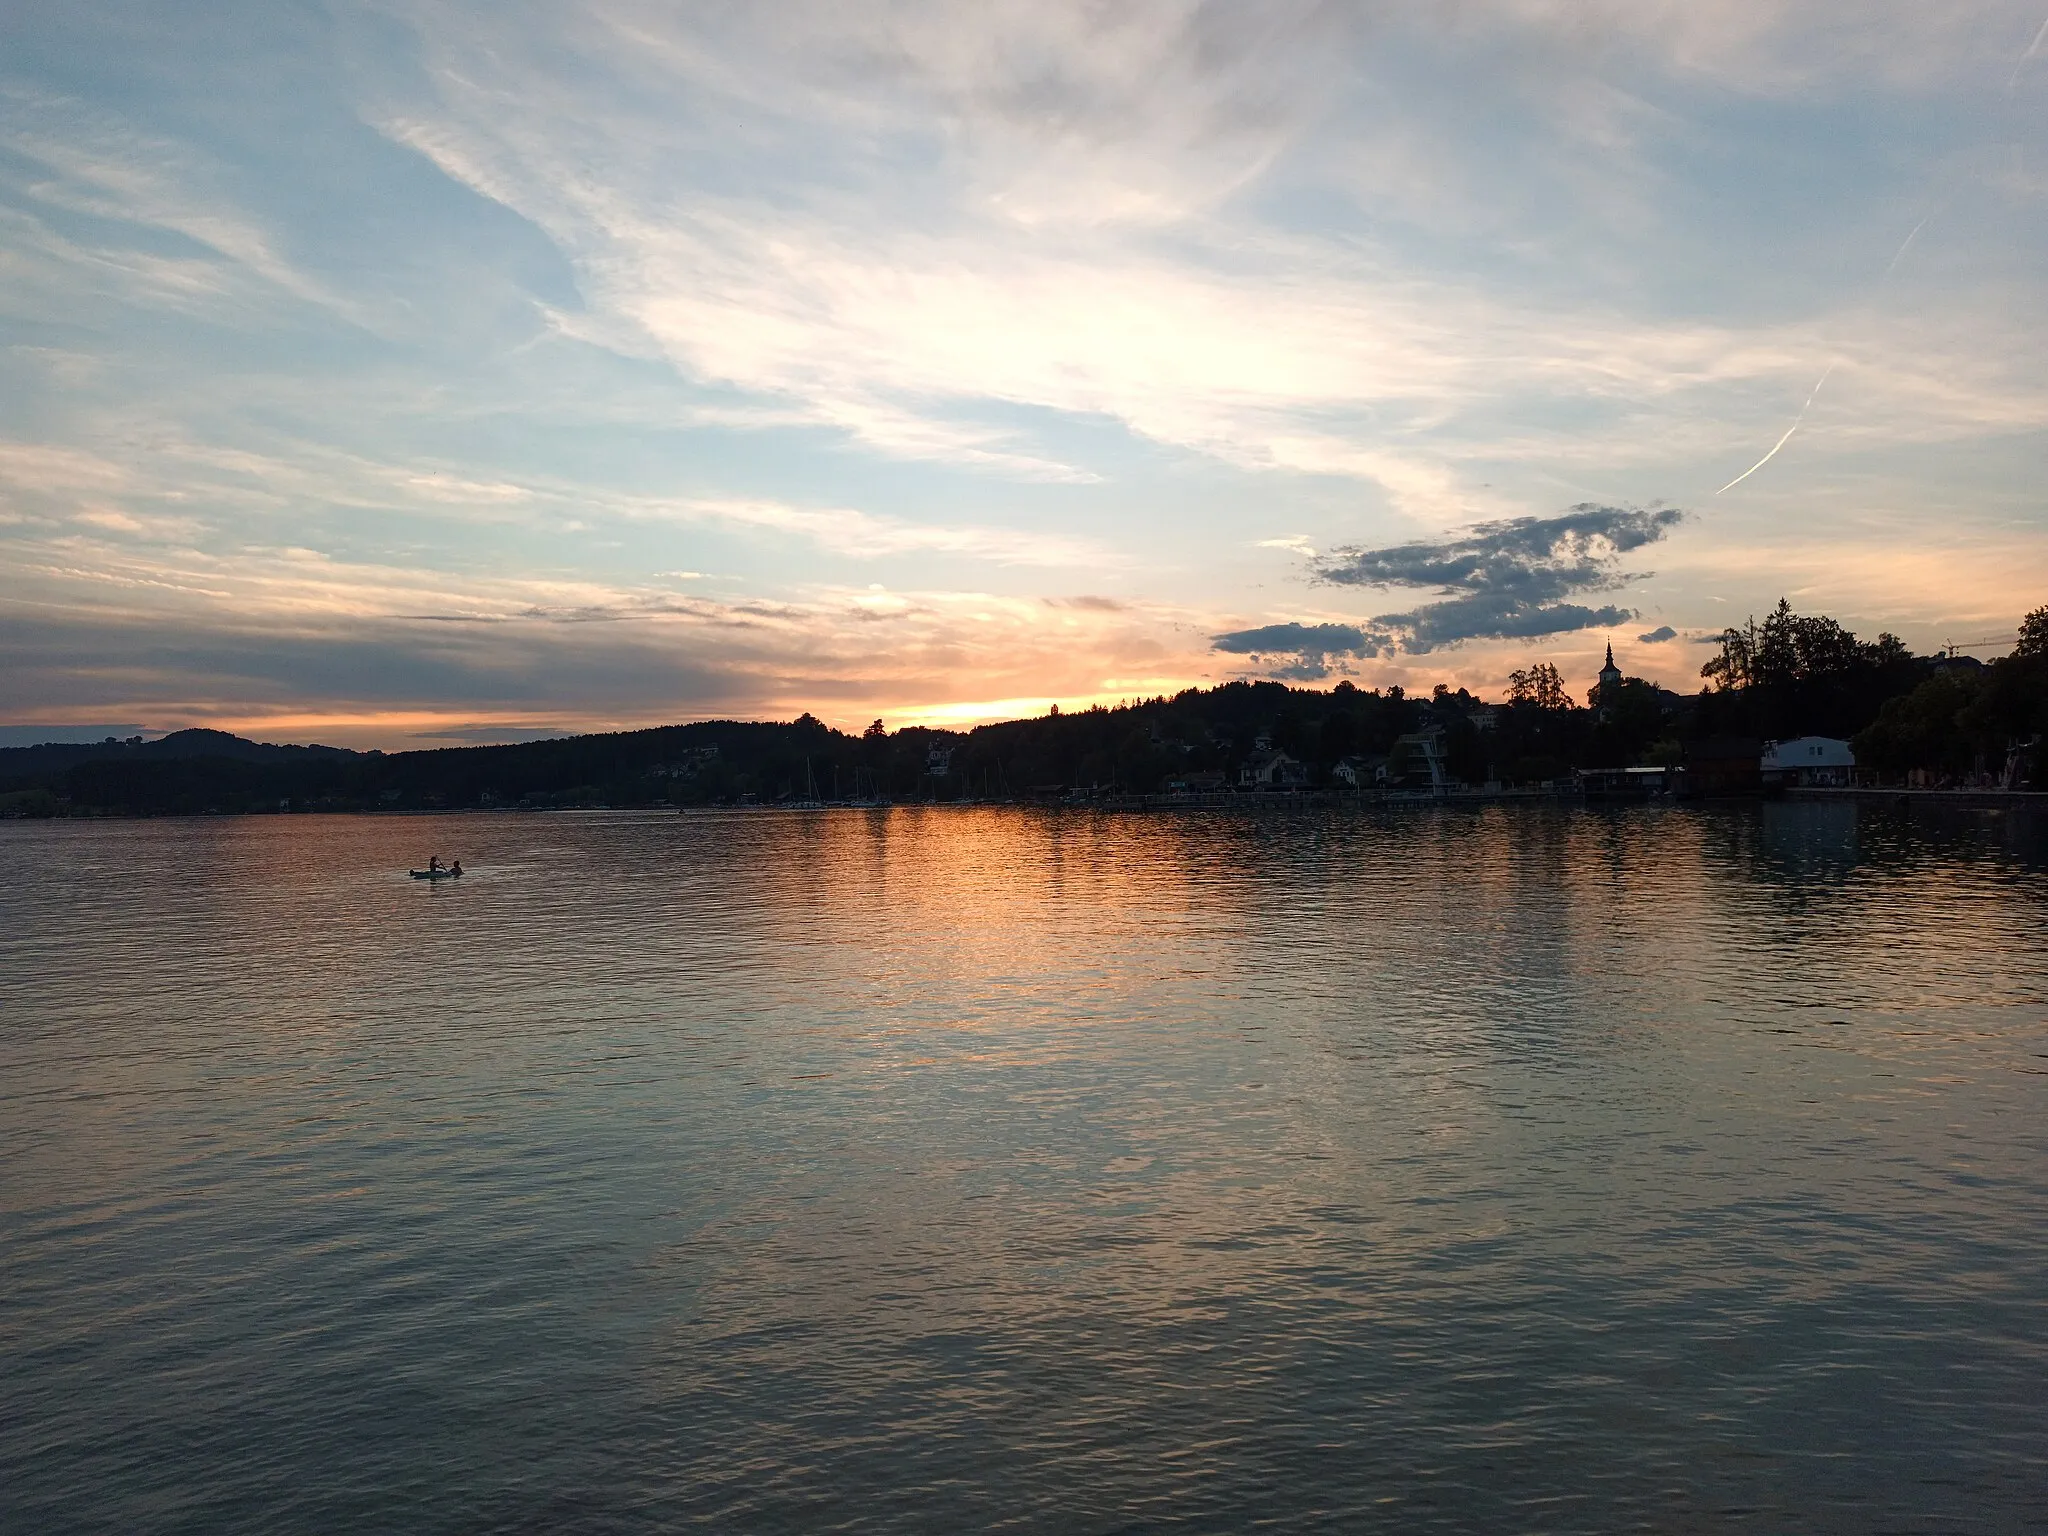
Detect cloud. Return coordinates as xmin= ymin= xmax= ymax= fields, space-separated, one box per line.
xmin=410 ymin=725 xmax=571 ymax=743
xmin=1311 ymin=504 xmax=1683 ymax=653
xmin=0 ymin=428 xmax=1106 ymax=572
xmin=5 ymin=1 xmax=2046 ymax=733
xmin=658 ymin=496 xmax=1102 ymax=566
xmin=1209 ymin=620 xmax=1378 ymax=680
xmin=0 ymin=84 xmax=361 ymax=325
xmin=72 ymin=507 xmax=208 ymax=541
xmin=1637 ymin=624 xmax=1677 ymax=643
xmin=347 ymin=0 xmax=2048 ymax=533
xmin=1047 ymin=595 xmax=1126 ymax=611
xmin=0 ymin=512 xmax=1212 ymax=740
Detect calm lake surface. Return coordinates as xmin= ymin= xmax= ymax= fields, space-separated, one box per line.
xmin=3 ymin=803 xmax=2046 ymax=1533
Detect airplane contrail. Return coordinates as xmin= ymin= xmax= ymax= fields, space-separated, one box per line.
xmin=1720 ymin=16 xmax=2034 ymax=495
xmin=2011 ymin=12 xmax=2048 ymax=93
xmin=1717 ymin=213 xmax=1925 ymax=495
xmin=1717 ymin=364 xmax=1834 ymax=494
xmin=1883 ymin=217 xmax=1927 ymax=277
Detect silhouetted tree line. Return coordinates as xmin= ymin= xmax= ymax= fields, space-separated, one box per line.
xmin=5 ymin=601 xmax=2042 ymax=815
xmin=1692 ymin=599 xmax=1923 ymax=741
xmin=1853 ymin=606 xmax=2048 ymax=778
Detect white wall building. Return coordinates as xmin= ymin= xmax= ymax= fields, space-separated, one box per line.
xmin=1240 ymin=749 xmax=1308 ymax=790
xmin=1762 ymin=737 xmax=1856 ymax=788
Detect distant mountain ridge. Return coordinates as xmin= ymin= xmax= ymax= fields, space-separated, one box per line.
xmin=0 ymin=728 xmax=361 ymax=776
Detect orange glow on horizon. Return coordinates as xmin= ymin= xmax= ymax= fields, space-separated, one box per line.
xmin=11 ymin=642 xmax=1698 ymax=750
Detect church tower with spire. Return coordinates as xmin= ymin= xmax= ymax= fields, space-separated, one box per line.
xmin=1593 ymin=641 xmax=1623 ymax=718
xmin=1598 ymin=642 xmax=1622 ymax=692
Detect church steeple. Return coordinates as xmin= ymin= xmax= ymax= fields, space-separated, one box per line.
xmin=1597 ymin=641 xmax=1622 ymax=690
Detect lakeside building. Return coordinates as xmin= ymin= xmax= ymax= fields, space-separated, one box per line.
xmin=1681 ymin=737 xmax=1763 ymax=797
xmin=1240 ymin=749 xmax=1308 ymax=791
xmin=1379 ymin=728 xmax=1449 ymax=794
xmin=1331 ymin=753 xmax=1384 ymax=790
xmin=1581 ymin=765 xmax=1676 ymax=799
xmin=1762 ymin=737 xmax=1856 ymax=789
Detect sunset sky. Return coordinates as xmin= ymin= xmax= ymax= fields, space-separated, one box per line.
xmin=4 ymin=2 xmax=2046 ymax=747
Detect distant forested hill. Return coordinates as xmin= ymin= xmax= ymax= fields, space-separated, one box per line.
xmin=1 ymin=684 xmax=1438 ymax=814
xmin=6 ymin=604 xmax=2043 ymax=816
xmin=0 ymin=727 xmax=359 ymax=776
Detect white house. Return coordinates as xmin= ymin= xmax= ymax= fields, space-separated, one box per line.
xmin=1331 ymin=754 xmax=1381 ymax=789
xmin=1239 ymin=749 xmax=1308 ymax=790
xmin=1762 ymin=736 xmax=1855 ymax=788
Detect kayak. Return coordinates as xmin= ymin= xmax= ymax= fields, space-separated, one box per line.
xmin=409 ymin=869 xmax=463 ymax=880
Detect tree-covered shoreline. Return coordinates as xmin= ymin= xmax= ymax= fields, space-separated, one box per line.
xmin=6 ymin=602 xmax=2043 ymax=817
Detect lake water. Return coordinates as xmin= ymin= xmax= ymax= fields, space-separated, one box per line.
xmin=3 ymin=803 xmax=2045 ymax=1533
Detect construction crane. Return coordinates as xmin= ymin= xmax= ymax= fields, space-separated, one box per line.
xmin=1943 ymin=634 xmax=2017 ymax=657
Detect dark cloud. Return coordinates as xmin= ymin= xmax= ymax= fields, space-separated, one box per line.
xmin=410 ymin=726 xmax=572 ymax=743
xmin=1637 ymin=625 xmax=1677 ymax=643
xmin=1209 ymin=620 xmax=1379 ymax=680
xmin=1374 ymin=595 xmax=1633 ymax=652
xmin=0 ymin=607 xmax=754 ymax=721
xmin=1309 ymin=504 xmax=1683 ymax=654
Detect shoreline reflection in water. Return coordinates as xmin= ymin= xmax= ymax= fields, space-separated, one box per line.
xmin=3 ymin=802 xmax=2044 ymax=1531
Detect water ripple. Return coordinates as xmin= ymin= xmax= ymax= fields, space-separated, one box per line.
xmin=2 ymin=803 xmax=2045 ymax=1532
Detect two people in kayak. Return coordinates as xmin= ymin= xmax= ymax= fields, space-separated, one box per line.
xmin=427 ymin=856 xmax=464 ymax=875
